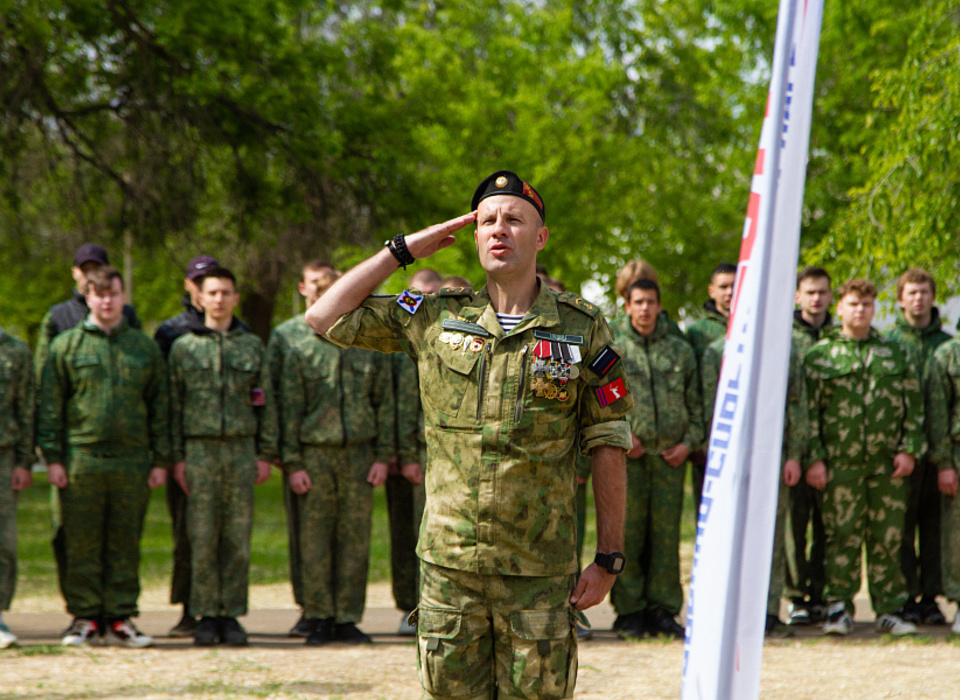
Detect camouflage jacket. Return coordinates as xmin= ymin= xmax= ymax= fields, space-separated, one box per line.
xmin=264 ymin=314 xmax=314 ymax=449
xmin=702 ymin=333 xmax=808 ymax=463
xmin=280 ymin=332 xmax=395 ymax=469
xmin=805 ymin=327 xmax=924 ymax=466
xmin=392 ymin=352 xmax=424 ymax=466
xmin=792 ymin=310 xmax=832 ymax=357
xmin=0 ymin=328 xmax=35 ymax=465
xmin=924 ymin=338 xmax=960 ymax=472
xmin=685 ymin=300 xmax=727 ymax=360
xmin=614 ymin=317 xmax=703 ymax=453
xmin=609 ymin=308 xmax=684 ymax=341
xmin=168 ymin=320 xmax=277 ymax=463
xmin=885 ymin=309 xmax=952 ymax=381
xmin=325 ymin=282 xmax=633 ymax=577
xmin=37 ymin=318 xmax=168 ymax=468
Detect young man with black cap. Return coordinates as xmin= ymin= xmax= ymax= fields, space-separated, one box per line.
xmin=307 ymin=171 xmax=632 ymax=698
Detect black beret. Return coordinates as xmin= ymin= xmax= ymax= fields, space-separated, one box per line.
xmin=471 ymin=170 xmax=545 ymax=222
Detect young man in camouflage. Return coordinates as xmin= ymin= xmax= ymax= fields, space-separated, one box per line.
xmin=785 ymin=266 xmax=833 ymax=626
xmin=169 ymin=268 xmax=277 ymax=646
xmin=804 ymin=278 xmax=924 ymax=636
xmin=264 ymin=259 xmax=338 ymax=637
xmin=611 ymin=279 xmax=703 ymax=640
xmin=307 ymin=170 xmax=632 ymax=699
xmin=887 ymin=268 xmax=951 ymax=625
xmin=37 ymin=266 xmax=168 ymax=648
xmin=0 ymin=323 xmax=35 ymax=648
xmin=280 ymin=293 xmax=394 ymax=645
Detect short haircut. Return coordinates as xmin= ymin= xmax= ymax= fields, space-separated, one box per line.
xmin=440 ymin=275 xmax=472 ymax=289
xmin=199 ymin=266 xmax=237 ymax=290
xmin=544 ymin=276 xmax=566 ymax=293
xmin=626 ymin=278 xmax=661 ymax=303
xmin=711 ymin=262 xmax=737 ymax=280
xmin=302 ymin=259 xmax=334 ymax=279
xmin=796 ymin=265 xmax=832 ymax=289
xmin=411 ymin=268 xmax=442 ymax=287
xmin=535 ymin=263 xmax=549 ymax=277
xmin=897 ymin=268 xmax=936 ymax=299
xmin=85 ymin=266 xmax=123 ymax=294
xmin=615 ymin=260 xmax=659 ymax=299
xmin=836 ymin=278 xmax=877 ymax=300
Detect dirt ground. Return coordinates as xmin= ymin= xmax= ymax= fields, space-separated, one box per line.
xmin=2 ymin=581 xmax=959 ymax=699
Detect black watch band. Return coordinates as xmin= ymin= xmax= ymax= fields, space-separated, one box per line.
xmin=595 ymin=551 xmax=626 ymax=575
xmin=384 ymin=234 xmax=416 ymax=269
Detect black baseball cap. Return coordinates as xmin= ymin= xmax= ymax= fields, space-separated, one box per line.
xmin=74 ymin=243 xmax=109 ymax=267
xmin=471 ymin=170 xmax=545 ymax=222
xmin=185 ymin=255 xmax=219 ymax=281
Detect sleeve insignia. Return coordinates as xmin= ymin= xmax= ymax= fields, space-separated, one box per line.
xmin=397 ymin=290 xmax=424 ymax=315
xmin=587 ymin=345 xmax=620 ymax=377
xmin=595 ymin=377 xmax=627 ymax=407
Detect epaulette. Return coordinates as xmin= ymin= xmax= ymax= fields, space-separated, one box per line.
xmin=438 ymin=287 xmax=474 ymax=298
xmin=557 ymin=291 xmax=601 ymax=318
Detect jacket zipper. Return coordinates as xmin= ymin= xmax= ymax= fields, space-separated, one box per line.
xmin=514 ymin=344 xmax=529 ymax=423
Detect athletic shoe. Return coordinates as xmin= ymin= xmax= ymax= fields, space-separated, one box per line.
xmin=104 ymin=619 xmax=154 ymax=648
xmin=168 ymin=612 xmax=197 ymax=638
xmin=875 ymin=614 xmax=917 ymax=636
xmin=613 ymin=612 xmax=645 ymax=641
xmin=822 ymin=603 xmax=853 ymax=636
xmin=951 ymin=610 xmax=960 ymax=635
xmin=62 ymin=618 xmax=99 ymax=646
xmin=397 ymin=611 xmax=416 ymax=636
xmin=288 ymin=614 xmax=313 ymax=638
xmin=218 ymin=617 xmax=249 ymax=646
xmin=647 ymin=610 xmax=684 ymax=640
xmin=919 ymin=596 xmax=946 ymax=625
xmin=787 ymin=602 xmax=811 ymax=626
xmin=0 ymin=621 xmax=17 ymax=649
xmin=194 ymin=616 xmax=219 ymax=646
xmin=306 ymin=618 xmax=335 ymax=646
xmin=898 ymin=598 xmax=922 ymax=624
xmin=335 ymin=622 xmax=372 ymax=644
xmin=808 ymin=602 xmax=827 ymax=623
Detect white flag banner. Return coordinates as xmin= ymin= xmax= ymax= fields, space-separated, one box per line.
xmin=681 ymin=0 xmax=824 ymax=699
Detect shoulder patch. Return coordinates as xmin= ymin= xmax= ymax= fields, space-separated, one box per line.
xmin=587 ymin=345 xmax=620 ymax=377
xmin=438 ymin=287 xmax=473 ymax=297
xmin=557 ymin=292 xmax=600 ymax=318
xmin=397 ymin=290 xmax=424 ymax=315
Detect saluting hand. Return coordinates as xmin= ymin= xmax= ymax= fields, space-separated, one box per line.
xmin=403 ymin=212 xmax=478 ymax=260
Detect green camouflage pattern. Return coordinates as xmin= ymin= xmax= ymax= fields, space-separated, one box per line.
xmin=767 ymin=475 xmax=791 ymax=615
xmin=609 ymin=309 xmax=684 ymax=342
xmin=610 ymin=453 xmax=685 ymax=617
xmin=417 ymin=561 xmax=577 ymax=699
xmin=59 ymin=453 xmax=152 ymax=619
xmin=168 ymin=325 xmax=277 ymax=463
xmin=0 ymin=450 xmax=18 ymax=610
xmin=37 ymin=318 xmax=169 ymax=468
xmin=684 ymin=304 xmax=727 ymax=360
xmin=325 ymin=283 xmax=633 ymax=577
xmin=614 ymin=317 xmax=704 ymax=455
xmin=295 ymin=443 xmax=378 ymax=622
xmin=393 ymin=351 xmax=424 ymax=465
xmin=184 ymin=437 xmax=257 ymax=618
xmin=886 ymin=308 xmax=952 ymax=380
xmin=805 ymin=327 xmax=925 ymax=466
xmin=0 ymin=330 xmax=34 ymax=466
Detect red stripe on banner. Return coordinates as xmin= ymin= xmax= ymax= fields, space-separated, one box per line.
xmin=754 ymin=149 xmax=765 ymax=176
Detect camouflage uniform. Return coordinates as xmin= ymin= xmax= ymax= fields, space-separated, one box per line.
xmin=702 ymin=335 xmax=808 ymax=616
xmin=169 ymin=321 xmax=277 ymax=618
xmin=326 ymin=283 xmax=632 ymax=699
xmin=37 ymin=318 xmax=168 ymax=620
xmin=610 ymin=318 xmax=703 ymax=619
xmin=264 ymin=314 xmax=315 ymax=609
xmin=0 ymin=329 xmax=35 ymax=611
xmin=280 ymin=332 xmax=394 ymax=623
xmin=886 ymin=309 xmax=951 ymax=602
xmin=388 ymin=351 xmax=427 ymax=613
xmin=805 ymin=327 xmax=924 ymax=615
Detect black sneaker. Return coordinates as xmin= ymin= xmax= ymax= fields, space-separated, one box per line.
xmin=218 ymin=617 xmax=249 ymax=646
xmin=306 ymin=618 xmax=335 ymax=646
xmin=898 ymin=599 xmax=923 ymax=625
xmin=919 ymin=596 xmax=946 ymax=625
xmin=647 ymin=610 xmax=684 ymax=640
xmin=288 ymin=613 xmax=313 ymax=638
xmin=334 ymin=622 xmax=372 ymax=644
xmin=765 ymin=615 xmax=794 ymax=638
xmin=169 ymin=612 xmax=197 ymax=638
xmin=194 ymin=616 xmax=219 ymax=646
xmin=614 ymin=612 xmax=645 ymax=641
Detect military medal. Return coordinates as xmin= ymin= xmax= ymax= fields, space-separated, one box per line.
xmin=439 ymin=331 xmax=452 ymax=344
xmin=469 ymin=337 xmax=485 ymax=352
xmin=449 ymin=333 xmax=463 ymax=350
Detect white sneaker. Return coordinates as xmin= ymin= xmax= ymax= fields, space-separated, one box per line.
xmin=0 ymin=621 xmax=17 ymax=648
xmin=875 ymin=614 xmax=917 ymax=636
xmin=822 ymin=602 xmax=853 ymax=636
xmin=103 ymin=619 xmax=154 ymax=648
xmin=62 ymin=618 xmax=99 ymax=646
xmin=398 ymin=611 xmax=416 ymax=636
xmin=952 ymin=610 xmax=960 ymax=635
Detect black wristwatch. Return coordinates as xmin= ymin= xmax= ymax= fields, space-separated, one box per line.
xmin=594 ymin=551 xmax=626 ymax=575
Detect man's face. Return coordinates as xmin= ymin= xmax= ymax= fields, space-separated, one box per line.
xmin=72 ymin=261 xmax=102 ymax=291
xmin=86 ymin=278 xmax=125 ymax=327
xmin=299 ymin=268 xmax=335 ymax=308
xmin=837 ymin=292 xmax=875 ymax=335
xmin=184 ymin=278 xmax=203 ymax=310
xmin=624 ymin=287 xmax=662 ymax=336
xmin=200 ymin=276 xmax=239 ymax=322
xmin=795 ymin=276 xmax=833 ymax=316
xmin=899 ymin=281 xmax=934 ymax=324
xmin=474 ymin=196 xmax=548 ymax=277
xmin=709 ymin=272 xmax=736 ymax=316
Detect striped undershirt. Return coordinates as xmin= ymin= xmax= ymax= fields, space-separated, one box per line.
xmin=495 ymin=313 xmax=525 ymax=333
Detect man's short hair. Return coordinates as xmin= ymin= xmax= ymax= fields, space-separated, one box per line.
xmin=796 ymin=265 xmax=832 ymax=289
xmin=711 ymin=262 xmax=737 ymax=280
xmin=302 ymin=259 xmax=334 ymax=278
xmin=626 ymin=278 xmax=661 ymax=303
xmin=85 ymin=266 xmax=123 ymax=294
xmin=440 ymin=276 xmax=472 ymax=289
xmin=897 ymin=268 xmax=936 ymax=299
xmin=411 ymin=268 xmax=442 ymax=288
xmin=836 ymin=278 xmax=877 ymax=300
xmin=200 ymin=266 xmax=237 ymax=290
xmin=615 ymin=260 xmax=659 ymax=299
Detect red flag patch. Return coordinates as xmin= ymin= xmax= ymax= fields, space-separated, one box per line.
xmin=595 ymin=378 xmax=626 ymax=407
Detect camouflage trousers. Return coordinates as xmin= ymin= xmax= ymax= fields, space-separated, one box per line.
xmin=767 ymin=471 xmax=790 ymax=616
xmin=784 ymin=482 xmax=826 ymax=604
xmin=283 ymin=470 xmax=304 ymax=608
xmin=166 ymin=477 xmax=192 ymax=611
xmin=901 ymin=457 xmax=943 ymax=599
xmin=939 ymin=471 xmax=960 ymax=602
xmin=821 ymin=459 xmax=909 ymax=615
xmin=296 ymin=443 xmax=376 ymax=622
xmin=59 ymin=450 xmax=151 ymax=619
xmin=0 ymin=450 xmax=18 ymax=611
xmin=416 ymin=561 xmax=577 ymax=700
xmin=387 ymin=463 xmax=426 ymax=612
xmin=185 ymin=437 xmax=256 ymax=618
xmin=611 ymin=454 xmax=684 ymax=617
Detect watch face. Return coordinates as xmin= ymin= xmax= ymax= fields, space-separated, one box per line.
xmin=611 ymin=555 xmax=625 ymax=574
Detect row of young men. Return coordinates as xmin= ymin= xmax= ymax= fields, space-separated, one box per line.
xmin=606 ymin=258 xmax=960 ymax=640
xmin=0 ymin=244 xmax=445 ymax=649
